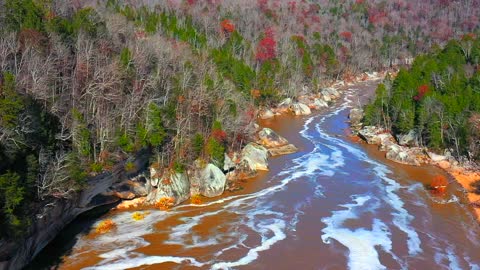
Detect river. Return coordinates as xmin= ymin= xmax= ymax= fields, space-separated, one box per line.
xmin=31 ymin=81 xmax=480 ymax=270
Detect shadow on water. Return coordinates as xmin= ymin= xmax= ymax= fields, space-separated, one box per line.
xmin=24 ymin=203 xmax=118 ymax=270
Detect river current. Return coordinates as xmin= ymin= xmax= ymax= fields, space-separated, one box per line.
xmin=34 ymin=81 xmax=480 ymax=270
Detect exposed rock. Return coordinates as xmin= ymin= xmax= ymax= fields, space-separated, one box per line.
xmin=268 ymin=144 xmax=298 ymax=156
xmin=397 ymin=130 xmax=418 ymax=147
xmin=1 ymin=149 xmax=150 ymax=270
xmin=106 ymin=174 xmax=148 ymax=200
xmin=227 ymin=143 xmax=269 ymax=180
xmin=259 ymin=108 xmax=275 ymax=119
xmin=223 ymin=152 xmax=236 ymax=172
xmin=312 ymin=98 xmax=329 ymax=109
xmin=321 ymin=93 xmax=332 ymax=103
xmin=291 ymin=103 xmax=312 ymax=115
xmin=378 ymin=134 xmax=397 ymax=151
xmin=146 ymin=172 xmax=190 ymax=205
xmin=358 ymin=126 xmax=386 ymax=145
xmin=386 ymin=145 xmax=425 ymax=166
xmin=322 ymin=87 xmax=340 ymax=98
xmin=349 ymin=108 xmax=364 ymax=128
xmin=258 ymin=128 xmax=289 ymax=148
xmin=190 ymin=162 xmax=226 ymax=198
xmin=115 ymin=197 xmax=146 ymax=210
xmin=428 ymin=152 xmax=448 ymax=162
xmin=149 ymin=167 xmax=162 ymax=188
xmin=241 ymin=143 xmax=269 ymax=171
xmin=277 ymin=98 xmax=293 ymax=113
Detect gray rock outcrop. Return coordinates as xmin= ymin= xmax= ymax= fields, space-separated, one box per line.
xmin=349 ymin=108 xmax=364 ymax=130
xmin=397 ymin=130 xmax=418 ymax=147
xmin=291 ymin=103 xmax=312 ymax=115
xmin=147 ymin=170 xmax=190 ymax=205
xmin=190 ymin=163 xmax=226 ymax=198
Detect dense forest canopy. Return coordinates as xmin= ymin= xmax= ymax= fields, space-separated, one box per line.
xmin=364 ymin=37 xmax=480 ymax=160
xmin=0 ymin=0 xmax=479 ymax=239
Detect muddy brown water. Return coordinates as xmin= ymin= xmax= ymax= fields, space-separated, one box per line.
xmin=29 ymin=81 xmax=480 ymax=270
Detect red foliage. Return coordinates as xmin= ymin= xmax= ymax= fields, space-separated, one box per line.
xmin=256 ymin=28 xmax=277 ymax=62
xmin=340 ymin=31 xmax=352 ymax=42
xmin=413 ymin=84 xmax=429 ymax=101
xmin=212 ymin=129 xmax=227 ymax=142
xmin=368 ymin=8 xmax=387 ymax=25
xmin=220 ymin=19 xmax=235 ymax=33
xmin=288 ymin=1 xmax=297 ymax=12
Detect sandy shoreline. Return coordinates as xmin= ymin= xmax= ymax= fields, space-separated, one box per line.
xmin=439 ymin=164 xmax=480 ymax=220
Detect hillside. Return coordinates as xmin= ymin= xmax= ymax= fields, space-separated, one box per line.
xmin=0 ymin=0 xmax=479 ymax=262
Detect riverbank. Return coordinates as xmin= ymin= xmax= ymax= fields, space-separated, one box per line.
xmin=349 ymin=115 xmax=480 ymax=224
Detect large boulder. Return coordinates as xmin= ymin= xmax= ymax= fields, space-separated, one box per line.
xmin=349 ymin=108 xmax=364 ymax=128
xmin=322 ymin=87 xmax=341 ymax=98
xmin=358 ymin=126 xmax=385 ymax=145
xmin=386 ymin=145 xmax=425 ymax=166
xmin=378 ymin=134 xmax=397 ymax=152
xmin=241 ymin=143 xmax=269 ymax=171
xmin=258 ymin=128 xmax=289 ymax=148
xmin=321 ymin=93 xmax=332 ymax=103
xmin=223 ymin=152 xmax=237 ymax=172
xmin=277 ymin=98 xmax=293 ymax=113
xmin=397 ymin=130 xmax=418 ymax=147
xmin=147 ymin=171 xmax=190 ymax=205
xmin=259 ymin=108 xmax=275 ymax=119
xmin=291 ymin=103 xmax=312 ymax=115
xmin=312 ymin=98 xmax=329 ymax=109
xmin=268 ymin=144 xmax=298 ymax=156
xmin=190 ymin=163 xmax=226 ymax=198
xmin=428 ymin=152 xmax=447 ymax=162
xmin=227 ymin=143 xmax=269 ymax=180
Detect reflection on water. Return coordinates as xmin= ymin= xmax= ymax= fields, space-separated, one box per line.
xmin=32 ymin=81 xmax=480 ymax=270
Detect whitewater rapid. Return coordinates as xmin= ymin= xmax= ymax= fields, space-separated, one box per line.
xmin=57 ymin=83 xmax=480 ymax=270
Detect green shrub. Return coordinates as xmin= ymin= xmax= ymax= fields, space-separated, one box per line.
xmin=124 ymin=161 xmax=137 ymax=173
xmin=90 ymin=162 xmax=103 ymax=173
xmin=192 ymin=133 xmax=204 ymax=158
xmin=206 ymin=137 xmax=225 ymax=168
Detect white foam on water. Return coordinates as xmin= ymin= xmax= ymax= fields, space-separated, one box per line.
xmin=446 ymin=246 xmax=463 ymax=270
xmin=373 ymin=165 xmax=422 ymax=256
xmin=313 ymin=105 xmax=422 ymax=257
xmin=164 ymin=210 xmax=222 ymax=247
xmin=83 ymin=254 xmax=205 ymax=270
xmin=321 ymin=195 xmax=392 ymax=270
xmin=464 ymin=255 xmax=480 ymax=270
xmin=211 ymin=218 xmax=286 ymax=269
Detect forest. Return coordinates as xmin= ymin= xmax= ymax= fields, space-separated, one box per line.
xmin=364 ymin=37 xmax=480 ymax=160
xmin=0 ymin=0 xmax=479 ymax=240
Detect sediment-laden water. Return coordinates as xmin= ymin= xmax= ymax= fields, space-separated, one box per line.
xmin=32 ymin=81 xmax=480 ymax=269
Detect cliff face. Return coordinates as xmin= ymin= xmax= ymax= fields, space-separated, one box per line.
xmin=0 ymin=150 xmax=150 ymax=270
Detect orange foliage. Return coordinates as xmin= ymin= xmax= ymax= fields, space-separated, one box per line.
xmin=220 ymin=19 xmax=235 ymax=33
xmin=250 ymin=89 xmax=261 ymax=98
xmin=430 ymin=175 xmax=448 ymax=194
xmin=95 ymin=219 xmax=117 ymax=234
xmin=191 ymin=194 xmax=203 ymax=204
xmin=155 ymin=197 xmax=175 ymax=210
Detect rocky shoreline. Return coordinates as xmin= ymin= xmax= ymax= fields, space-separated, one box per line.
xmin=349 ymin=108 xmax=480 ymax=223
xmin=1 ymin=72 xmax=385 ymax=270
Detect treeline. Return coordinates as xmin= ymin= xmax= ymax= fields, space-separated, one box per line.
xmin=0 ymin=0 xmax=479 ymax=239
xmin=364 ymin=37 xmax=480 ymax=160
